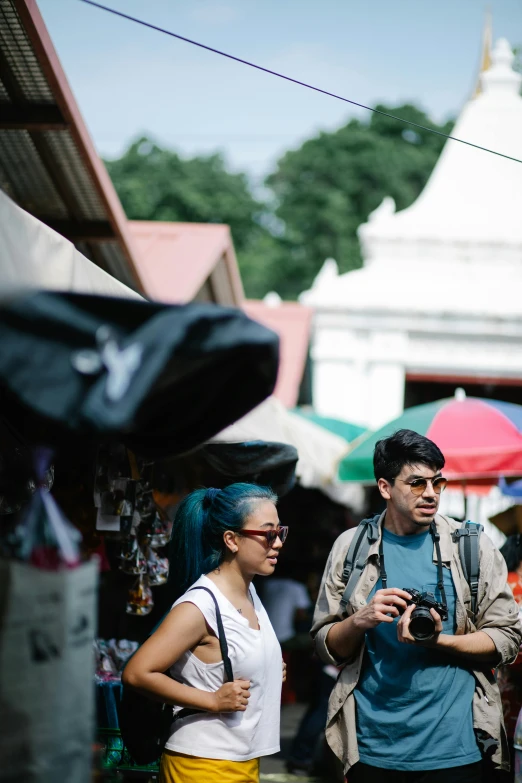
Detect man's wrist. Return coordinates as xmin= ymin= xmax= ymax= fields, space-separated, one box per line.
xmin=429 ymin=632 xmax=451 ymax=649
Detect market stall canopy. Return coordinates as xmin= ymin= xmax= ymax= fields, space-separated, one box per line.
xmin=0 ymin=0 xmax=144 ymax=292
xmin=0 ymin=190 xmax=141 ymax=299
xmin=212 ymin=396 xmax=364 ymax=510
xmin=293 ymin=408 xmax=366 ymax=443
xmin=0 ymin=291 xmax=279 ymax=458
xmin=339 ymin=395 xmax=522 ymax=483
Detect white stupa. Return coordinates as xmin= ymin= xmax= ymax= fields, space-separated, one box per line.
xmin=302 ymin=37 xmax=522 ymax=430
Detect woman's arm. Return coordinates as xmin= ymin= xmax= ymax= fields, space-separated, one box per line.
xmin=122 ymin=602 xmax=250 ymax=713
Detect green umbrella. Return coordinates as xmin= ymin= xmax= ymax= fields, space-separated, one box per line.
xmin=339 ymin=396 xmax=522 ymax=483
xmin=292 ymin=408 xmax=366 ymax=443
xmin=338 ymin=404 xmax=436 ymax=483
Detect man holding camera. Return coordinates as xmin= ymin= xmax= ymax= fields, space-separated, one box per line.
xmin=312 ymin=429 xmax=521 ymax=782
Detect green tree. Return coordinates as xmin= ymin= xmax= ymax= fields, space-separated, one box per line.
xmin=263 ymin=105 xmax=453 ymax=298
xmin=105 ymin=137 xmax=265 ymax=255
xmin=106 ymin=108 xmax=453 ymax=301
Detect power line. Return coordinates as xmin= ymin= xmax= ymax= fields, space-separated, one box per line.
xmin=79 ymin=0 xmax=522 ymax=166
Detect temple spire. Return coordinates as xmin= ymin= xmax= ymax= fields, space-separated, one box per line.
xmin=473 ymin=8 xmax=492 ymax=97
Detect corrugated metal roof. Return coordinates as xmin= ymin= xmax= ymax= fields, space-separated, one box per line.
xmin=0 ymin=0 xmax=144 ymax=293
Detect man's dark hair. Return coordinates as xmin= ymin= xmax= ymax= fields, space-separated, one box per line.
xmin=373 ymin=429 xmax=445 ymax=483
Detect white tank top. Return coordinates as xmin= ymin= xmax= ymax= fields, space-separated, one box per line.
xmin=164 ymin=574 xmax=282 ymax=761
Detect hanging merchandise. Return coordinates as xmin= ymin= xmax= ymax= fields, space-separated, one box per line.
xmin=0 ymin=418 xmax=55 ymax=518
xmin=94 ymin=444 xmax=138 ymax=533
xmin=0 ymin=450 xmax=98 ymax=783
xmin=139 ymin=509 xmax=171 ymax=549
xmin=145 ymin=546 xmax=169 ymax=587
xmin=119 ymin=537 xmax=147 ymax=576
xmin=126 ymin=573 xmax=154 ymax=616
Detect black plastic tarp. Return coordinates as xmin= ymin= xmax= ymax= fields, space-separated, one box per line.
xmin=0 ymin=291 xmax=279 ymax=459
xmin=157 ymin=440 xmax=298 ymax=498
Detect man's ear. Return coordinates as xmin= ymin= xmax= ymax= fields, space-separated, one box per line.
xmin=377 ymin=478 xmax=392 ymax=501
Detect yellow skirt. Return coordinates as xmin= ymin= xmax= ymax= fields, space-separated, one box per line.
xmin=160 ymin=750 xmax=260 ymax=783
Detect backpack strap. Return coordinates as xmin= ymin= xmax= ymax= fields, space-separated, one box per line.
xmin=452 ymin=521 xmax=483 ymax=617
xmin=339 ymin=515 xmax=381 ymax=613
xmin=174 ymin=585 xmax=235 ymax=722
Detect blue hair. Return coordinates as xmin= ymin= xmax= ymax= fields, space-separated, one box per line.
xmin=168 ymin=482 xmax=277 ymax=598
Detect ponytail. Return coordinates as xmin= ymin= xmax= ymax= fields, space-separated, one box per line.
xmin=168 ymin=483 xmax=277 ymax=599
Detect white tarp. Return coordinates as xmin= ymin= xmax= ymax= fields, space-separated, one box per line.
xmin=0 ymin=190 xmax=141 ymax=299
xmin=212 ymin=396 xmax=364 ymax=510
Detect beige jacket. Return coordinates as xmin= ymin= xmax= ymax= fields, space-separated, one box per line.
xmin=311 ymin=512 xmax=522 ymax=773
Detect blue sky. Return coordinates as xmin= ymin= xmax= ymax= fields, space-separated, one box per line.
xmin=39 ymin=0 xmax=521 ymax=181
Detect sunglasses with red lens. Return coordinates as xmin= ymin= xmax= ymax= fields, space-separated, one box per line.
xmin=239 ymin=526 xmax=289 ymax=546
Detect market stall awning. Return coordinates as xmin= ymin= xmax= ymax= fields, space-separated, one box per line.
xmin=339 ymin=396 xmax=522 ymax=483
xmin=212 ymin=396 xmax=364 ymax=510
xmin=0 ymin=190 xmax=141 ymax=299
xmin=0 ymin=0 xmax=144 ymax=293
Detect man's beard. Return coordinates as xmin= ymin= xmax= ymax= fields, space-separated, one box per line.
xmin=413 ymin=517 xmax=433 ymax=527
xmin=412 ymin=505 xmax=438 ymax=526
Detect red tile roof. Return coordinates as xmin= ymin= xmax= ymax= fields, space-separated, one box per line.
xmin=128 ymin=221 xmax=244 ymax=305
xmin=244 ymin=300 xmax=313 ymax=407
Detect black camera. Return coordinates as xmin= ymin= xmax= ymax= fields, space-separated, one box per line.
xmin=400 ymin=588 xmax=448 ymax=641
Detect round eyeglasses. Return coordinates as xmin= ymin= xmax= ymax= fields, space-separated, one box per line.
xmin=398 ymin=477 xmax=447 ymax=496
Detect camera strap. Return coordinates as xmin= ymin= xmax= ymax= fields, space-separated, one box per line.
xmin=378 ymin=519 xmax=448 ymax=613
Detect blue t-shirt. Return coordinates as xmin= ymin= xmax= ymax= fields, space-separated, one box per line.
xmin=354 ymin=527 xmax=480 ymax=771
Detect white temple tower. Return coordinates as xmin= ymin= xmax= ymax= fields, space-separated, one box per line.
xmin=302 ymin=38 xmax=522 ymax=430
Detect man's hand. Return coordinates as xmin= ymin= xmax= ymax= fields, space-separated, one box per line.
xmin=397 ymin=605 xmax=443 ymax=646
xmin=397 ymin=606 xmax=499 ymax=662
xmin=353 ymin=588 xmax=412 ymax=631
xmin=282 ymin=660 xmax=287 ymax=682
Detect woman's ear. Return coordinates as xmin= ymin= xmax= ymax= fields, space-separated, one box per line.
xmin=223 ymin=530 xmax=239 ymax=554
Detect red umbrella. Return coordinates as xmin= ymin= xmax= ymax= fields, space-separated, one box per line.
xmin=340 ymin=395 xmax=522 ymax=483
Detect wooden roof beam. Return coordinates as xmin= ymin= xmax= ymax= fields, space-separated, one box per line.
xmin=0 ymin=104 xmax=68 ymax=130
xmin=42 ymin=219 xmax=115 ymax=241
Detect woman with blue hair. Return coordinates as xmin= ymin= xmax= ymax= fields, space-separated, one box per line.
xmin=123 ymin=482 xmax=288 ymax=783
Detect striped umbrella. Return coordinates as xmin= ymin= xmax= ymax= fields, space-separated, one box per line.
xmin=339 ymin=396 xmax=522 ymax=483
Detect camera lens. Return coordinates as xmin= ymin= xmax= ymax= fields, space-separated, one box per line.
xmin=409 ymin=607 xmax=435 ymax=641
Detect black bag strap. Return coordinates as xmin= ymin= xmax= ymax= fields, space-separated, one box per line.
xmin=187 ymin=586 xmax=234 ymax=682
xmin=452 ymin=521 xmax=483 ymax=617
xmin=174 ymin=585 xmax=235 ymax=722
xmin=339 ymin=515 xmax=381 ymax=612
